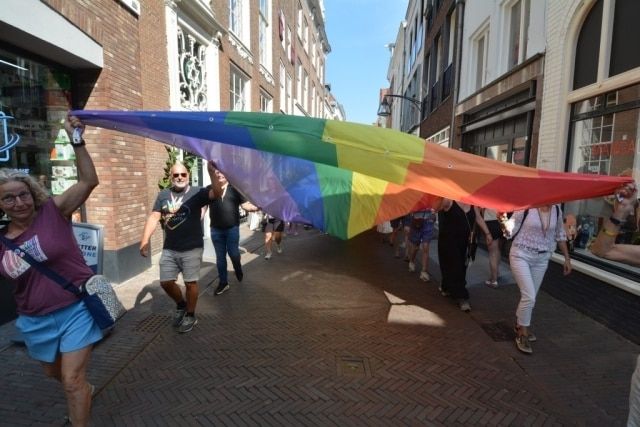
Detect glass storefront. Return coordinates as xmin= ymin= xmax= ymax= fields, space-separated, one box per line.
xmin=0 ymin=47 xmax=77 ymax=199
xmin=565 ymin=82 xmax=640 ymax=277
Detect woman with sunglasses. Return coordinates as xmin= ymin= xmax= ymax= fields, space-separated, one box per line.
xmin=0 ymin=114 xmax=100 ymax=427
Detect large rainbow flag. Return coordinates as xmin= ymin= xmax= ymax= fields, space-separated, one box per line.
xmin=73 ymin=111 xmax=632 ymax=239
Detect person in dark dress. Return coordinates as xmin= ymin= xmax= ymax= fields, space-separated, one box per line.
xmin=437 ymin=199 xmax=487 ymax=312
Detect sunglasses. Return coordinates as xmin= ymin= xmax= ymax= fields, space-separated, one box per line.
xmin=172 ymin=173 xmax=188 ymax=178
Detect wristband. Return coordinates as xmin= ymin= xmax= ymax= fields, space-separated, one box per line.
xmin=71 ymin=127 xmax=86 ymax=147
xmin=609 ymin=216 xmax=625 ymax=226
xmin=601 ymin=228 xmax=618 ymax=237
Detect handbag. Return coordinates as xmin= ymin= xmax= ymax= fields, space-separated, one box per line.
xmin=0 ymin=235 xmax=125 ymax=331
xmin=248 ymin=211 xmax=262 ymax=231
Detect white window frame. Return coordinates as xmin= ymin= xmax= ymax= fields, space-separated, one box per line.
xmin=296 ymin=59 xmax=303 ymax=104
xmin=260 ymin=90 xmax=273 ymax=113
xmin=471 ymin=23 xmax=490 ymax=91
xmin=229 ymin=0 xmax=250 ymax=47
xmin=504 ymin=0 xmax=530 ymax=69
xmin=279 ymin=61 xmax=286 ymax=112
xmin=286 ymin=71 xmax=292 ymax=114
xmin=302 ymin=69 xmax=309 ymax=111
xmin=259 ymin=0 xmax=272 ymax=70
xmin=230 ymin=65 xmax=250 ymax=112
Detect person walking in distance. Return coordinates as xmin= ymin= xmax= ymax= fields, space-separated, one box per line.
xmin=437 ymin=199 xmax=486 ymax=312
xmin=262 ymin=214 xmax=285 ymax=260
xmin=406 ymin=209 xmax=437 ymax=282
xmin=477 ymin=208 xmax=503 ymax=288
xmin=140 ymin=161 xmax=220 ymax=333
xmin=209 ymin=163 xmax=258 ymax=295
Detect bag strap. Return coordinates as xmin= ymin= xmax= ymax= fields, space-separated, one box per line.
xmin=511 ymin=209 xmax=529 ymax=241
xmin=0 ymin=234 xmax=82 ymax=296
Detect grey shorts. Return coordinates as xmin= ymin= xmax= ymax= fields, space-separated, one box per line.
xmin=159 ymin=247 xmax=204 ymax=283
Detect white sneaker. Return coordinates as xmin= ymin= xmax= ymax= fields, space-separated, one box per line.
xmin=419 ymin=271 xmax=430 ymax=282
xmin=408 ymin=262 xmax=416 ymax=272
xmin=265 ymin=252 xmax=272 ymax=260
xmin=275 ymin=242 xmax=282 ymax=254
xmin=459 ymin=300 xmax=471 ymax=312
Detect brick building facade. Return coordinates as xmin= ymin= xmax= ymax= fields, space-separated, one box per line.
xmin=0 ymin=0 xmax=331 ymax=322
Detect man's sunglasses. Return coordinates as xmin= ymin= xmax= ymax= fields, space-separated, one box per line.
xmin=172 ymin=173 xmax=188 ymax=178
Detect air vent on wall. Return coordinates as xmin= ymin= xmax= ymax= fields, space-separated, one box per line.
xmin=118 ymin=0 xmax=141 ymax=17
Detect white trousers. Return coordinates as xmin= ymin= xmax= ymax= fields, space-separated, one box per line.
xmin=509 ymin=247 xmax=551 ymax=327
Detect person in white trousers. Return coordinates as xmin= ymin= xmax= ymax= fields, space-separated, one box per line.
xmin=501 ymin=205 xmax=572 ymax=354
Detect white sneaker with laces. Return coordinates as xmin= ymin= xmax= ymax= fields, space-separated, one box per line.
xmin=408 ymin=262 xmax=416 ymax=272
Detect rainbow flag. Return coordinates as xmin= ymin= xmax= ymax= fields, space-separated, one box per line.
xmin=73 ymin=111 xmax=631 ymax=239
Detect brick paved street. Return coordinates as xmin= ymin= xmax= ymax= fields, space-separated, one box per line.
xmin=0 ymin=226 xmax=637 ymax=426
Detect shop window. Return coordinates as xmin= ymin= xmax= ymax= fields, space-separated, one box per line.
xmin=0 ymin=48 xmax=76 ymax=200
xmin=565 ymin=83 xmax=640 ymax=275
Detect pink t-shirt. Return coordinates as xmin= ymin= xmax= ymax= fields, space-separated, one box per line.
xmin=0 ymin=199 xmax=93 ymax=315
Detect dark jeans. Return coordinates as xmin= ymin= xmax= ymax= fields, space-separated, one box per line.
xmin=211 ymin=225 xmax=241 ymax=285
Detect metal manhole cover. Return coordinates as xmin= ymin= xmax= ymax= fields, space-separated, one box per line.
xmin=336 ymin=356 xmax=371 ymax=378
xmin=480 ymin=320 xmax=515 ymax=342
xmin=134 ymin=314 xmax=170 ymax=333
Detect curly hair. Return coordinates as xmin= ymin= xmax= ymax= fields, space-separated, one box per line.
xmin=0 ymin=169 xmax=50 ymax=210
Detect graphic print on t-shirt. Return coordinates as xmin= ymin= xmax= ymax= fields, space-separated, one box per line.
xmin=164 ymin=202 xmax=191 ymax=230
xmin=1 ymin=235 xmax=47 ymax=279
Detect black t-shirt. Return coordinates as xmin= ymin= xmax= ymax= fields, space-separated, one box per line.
xmin=209 ymin=185 xmax=246 ymax=229
xmin=153 ymin=186 xmax=210 ymax=251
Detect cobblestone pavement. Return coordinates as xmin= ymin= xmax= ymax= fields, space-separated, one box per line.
xmin=0 ymin=226 xmax=636 ymax=426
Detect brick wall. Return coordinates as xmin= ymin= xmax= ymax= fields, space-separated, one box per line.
xmin=43 ymin=0 xmax=171 ymax=260
xmin=139 ymin=0 xmax=170 ymax=255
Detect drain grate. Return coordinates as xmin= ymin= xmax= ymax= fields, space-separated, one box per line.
xmin=480 ymin=320 xmax=515 ymax=342
xmin=134 ymin=314 xmax=170 ymax=334
xmin=336 ymin=356 xmax=371 ymax=378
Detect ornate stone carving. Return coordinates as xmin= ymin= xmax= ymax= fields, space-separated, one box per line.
xmin=178 ymin=27 xmax=207 ymax=110
xmin=228 ymin=33 xmax=254 ymax=65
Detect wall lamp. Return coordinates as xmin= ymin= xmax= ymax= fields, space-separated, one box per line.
xmin=377 ymin=94 xmax=421 ymax=117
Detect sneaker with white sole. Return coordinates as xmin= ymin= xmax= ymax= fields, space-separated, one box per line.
xmin=515 ymin=335 xmax=533 ymax=354
xmin=265 ymin=252 xmax=272 ymax=260
xmin=458 ymin=300 xmax=471 ymax=312
xmin=214 ymin=282 xmax=229 ymax=295
xmin=485 ymin=279 xmax=499 ymax=289
xmin=275 ymin=243 xmax=282 ymax=254
xmin=178 ymin=315 xmax=198 ymax=333
xmin=408 ymin=262 xmax=416 ymax=272
xmin=419 ymin=271 xmax=430 ymax=282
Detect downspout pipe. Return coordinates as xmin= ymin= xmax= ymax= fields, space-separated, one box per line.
xmin=450 ymin=0 xmax=465 ymax=149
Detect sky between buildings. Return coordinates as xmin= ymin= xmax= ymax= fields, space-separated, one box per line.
xmin=324 ymin=0 xmax=409 ymax=125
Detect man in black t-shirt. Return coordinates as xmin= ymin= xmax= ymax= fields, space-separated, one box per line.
xmin=140 ymin=162 xmax=220 ymax=333
xmin=209 ymin=164 xmax=258 ymax=295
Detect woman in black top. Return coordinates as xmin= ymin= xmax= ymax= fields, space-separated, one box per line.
xmin=437 ymin=199 xmax=487 ymax=312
